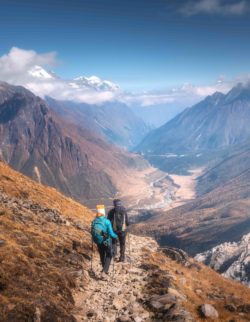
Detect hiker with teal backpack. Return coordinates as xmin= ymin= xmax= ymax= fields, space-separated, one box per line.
xmin=91 ymin=205 xmax=117 ymax=277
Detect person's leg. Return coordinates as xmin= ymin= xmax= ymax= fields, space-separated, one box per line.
xmin=103 ymin=245 xmax=112 ymax=273
xmin=119 ymin=231 xmax=126 ymax=261
xmin=98 ymin=244 xmax=105 ymax=269
xmin=112 ymin=237 xmax=117 ymax=257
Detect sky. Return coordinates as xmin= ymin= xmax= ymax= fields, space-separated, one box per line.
xmin=0 ymin=0 xmax=250 ymax=111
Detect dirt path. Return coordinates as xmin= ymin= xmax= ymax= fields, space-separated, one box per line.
xmin=73 ymin=234 xmax=159 ymax=322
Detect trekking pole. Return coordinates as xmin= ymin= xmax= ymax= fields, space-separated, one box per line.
xmin=90 ymin=238 xmax=94 ymax=273
xmin=112 ymin=256 xmax=115 ymax=279
xmin=128 ymin=232 xmax=131 ymax=257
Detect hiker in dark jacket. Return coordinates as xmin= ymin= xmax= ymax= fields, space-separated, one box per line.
xmin=91 ymin=205 xmax=117 ymax=276
xmin=108 ymin=199 xmax=129 ymax=262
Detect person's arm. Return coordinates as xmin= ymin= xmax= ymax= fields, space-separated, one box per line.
xmin=107 ymin=209 xmax=113 ymax=223
xmin=106 ymin=219 xmax=117 ymax=239
xmin=124 ymin=210 xmax=129 ymax=227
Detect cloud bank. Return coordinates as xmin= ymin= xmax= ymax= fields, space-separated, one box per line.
xmin=0 ymin=47 xmax=249 ymax=108
xmin=0 ymin=47 xmax=116 ymax=105
xmin=180 ymin=0 xmax=248 ymax=16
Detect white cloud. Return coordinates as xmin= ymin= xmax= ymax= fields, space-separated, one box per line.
xmin=0 ymin=47 xmax=57 ymax=83
xmin=0 ymin=47 xmax=250 ymax=109
xmin=0 ymin=47 xmax=116 ymax=105
xmin=120 ymin=79 xmax=233 ymax=108
xmin=180 ymin=0 xmax=248 ymax=16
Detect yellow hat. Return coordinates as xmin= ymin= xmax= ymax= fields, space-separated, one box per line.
xmin=96 ymin=204 xmax=105 ymax=216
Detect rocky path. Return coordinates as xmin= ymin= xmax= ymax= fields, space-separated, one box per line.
xmin=73 ymin=234 xmax=160 ymax=322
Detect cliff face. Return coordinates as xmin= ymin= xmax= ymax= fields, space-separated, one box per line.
xmin=196 ymin=233 xmax=250 ymax=287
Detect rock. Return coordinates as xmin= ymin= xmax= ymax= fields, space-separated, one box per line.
xmin=76 ymin=223 xmax=85 ymax=230
xmin=237 ymin=304 xmax=250 ymax=313
xmin=168 ymin=288 xmax=186 ymax=301
xmin=157 ymin=293 xmax=176 ymax=305
xmin=113 ymin=297 xmax=125 ymax=310
xmin=0 ymin=240 xmax=6 ymax=247
xmin=86 ymin=309 xmax=96 ymax=318
xmin=225 ymin=304 xmax=237 ymax=312
xmin=179 ymin=277 xmax=186 ymax=285
xmin=33 ymin=307 xmax=41 ymax=322
xmin=164 ymin=305 xmax=194 ymax=322
xmin=133 ymin=317 xmax=143 ymax=322
xmin=161 ymin=247 xmax=189 ymax=264
xmin=117 ymin=315 xmax=131 ymax=322
xmin=200 ymin=304 xmax=219 ymax=319
xmin=149 ymin=300 xmax=165 ymax=311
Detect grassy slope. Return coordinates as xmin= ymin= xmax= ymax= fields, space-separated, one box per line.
xmin=146 ymin=248 xmax=250 ymax=321
xmin=0 ymin=161 xmax=93 ymax=321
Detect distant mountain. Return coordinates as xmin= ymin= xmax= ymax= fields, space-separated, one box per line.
xmin=197 ymin=141 xmax=250 ymax=195
xmin=0 ymin=82 xmax=147 ymax=203
xmin=28 ymin=65 xmax=119 ymax=92
xmin=46 ymin=97 xmax=150 ymax=149
xmin=196 ymin=233 xmax=250 ymax=287
xmin=137 ymin=83 xmax=250 ymax=155
xmin=72 ymin=75 xmax=119 ymax=92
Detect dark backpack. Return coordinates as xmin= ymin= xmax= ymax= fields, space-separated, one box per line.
xmin=114 ymin=210 xmax=125 ymax=232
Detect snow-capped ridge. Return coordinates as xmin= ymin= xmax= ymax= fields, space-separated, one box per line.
xmin=28 ymin=65 xmax=55 ymax=80
xmin=74 ymin=75 xmax=119 ymax=92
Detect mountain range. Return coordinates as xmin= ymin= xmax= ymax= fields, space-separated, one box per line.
xmin=28 ymin=65 xmax=120 ymax=92
xmin=0 ymin=82 xmax=148 ymax=204
xmin=130 ymin=82 xmax=250 ymax=291
xmin=136 ymin=82 xmax=250 ymax=173
xmin=46 ymin=97 xmax=149 ymax=149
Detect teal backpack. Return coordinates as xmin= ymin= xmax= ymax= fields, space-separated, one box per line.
xmin=91 ymin=217 xmax=110 ymax=246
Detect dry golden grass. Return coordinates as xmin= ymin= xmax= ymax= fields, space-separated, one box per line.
xmin=145 ymin=249 xmax=250 ymax=321
xmin=0 ymin=161 xmax=94 ymax=321
xmin=0 ymin=161 xmax=93 ymax=224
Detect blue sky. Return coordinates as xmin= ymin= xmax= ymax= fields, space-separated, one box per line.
xmin=1 ymin=0 xmax=250 ymax=91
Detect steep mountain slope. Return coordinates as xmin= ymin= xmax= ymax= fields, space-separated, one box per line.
xmin=197 ymin=141 xmax=250 ymax=195
xmin=195 ymin=233 xmax=250 ymax=287
xmin=0 ymin=161 xmax=93 ymax=321
xmin=1 ymin=162 xmax=250 ymax=322
xmin=133 ymin=167 xmax=250 ymax=255
xmin=46 ymin=97 xmax=149 ymax=149
xmin=0 ymin=82 xmax=148 ymax=204
xmin=137 ymin=83 xmax=250 ymax=155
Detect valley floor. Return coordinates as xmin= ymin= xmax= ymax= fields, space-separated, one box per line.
xmin=119 ymin=167 xmax=203 ymax=215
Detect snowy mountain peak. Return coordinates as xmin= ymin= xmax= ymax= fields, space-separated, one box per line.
xmin=28 ymin=65 xmax=55 ymax=80
xmin=74 ymin=75 xmax=119 ymax=92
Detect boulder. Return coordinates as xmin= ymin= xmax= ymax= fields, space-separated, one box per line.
xmin=200 ymin=304 xmax=219 ymax=319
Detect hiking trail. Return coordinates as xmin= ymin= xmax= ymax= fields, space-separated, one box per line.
xmin=73 ymin=234 xmax=159 ymax=322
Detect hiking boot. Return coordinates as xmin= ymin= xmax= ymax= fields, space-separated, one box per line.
xmin=100 ymin=272 xmax=109 ymax=280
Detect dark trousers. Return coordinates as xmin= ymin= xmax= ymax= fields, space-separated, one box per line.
xmin=113 ymin=231 xmax=126 ymax=260
xmin=97 ymin=243 xmax=112 ymax=273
